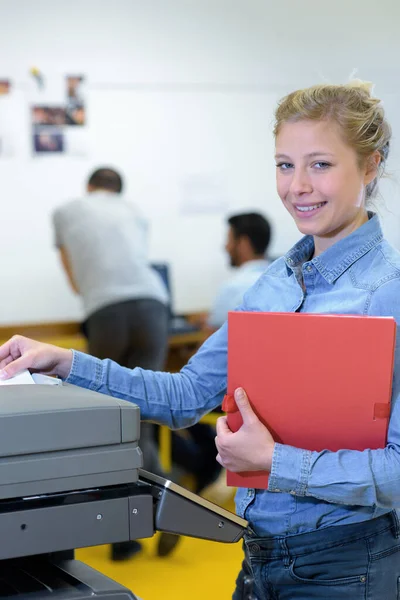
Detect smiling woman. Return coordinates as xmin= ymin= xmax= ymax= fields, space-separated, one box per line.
xmin=1 ymin=81 xmax=400 ymax=600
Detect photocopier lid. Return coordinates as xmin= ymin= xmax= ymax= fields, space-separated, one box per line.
xmin=0 ymin=383 xmax=140 ymax=456
xmin=0 ymin=383 xmax=142 ymax=499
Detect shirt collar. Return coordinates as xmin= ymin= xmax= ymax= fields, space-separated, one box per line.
xmin=284 ymin=212 xmax=383 ymax=284
xmin=88 ymin=191 xmax=119 ymax=199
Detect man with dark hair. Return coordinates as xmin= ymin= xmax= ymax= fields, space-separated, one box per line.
xmin=52 ymin=167 xmax=179 ymax=560
xmin=207 ymin=212 xmax=271 ymax=328
xmin=226 ymin=213 xmax=271 ymax=264
xmin=87 ymin=168 xmax=123 ymax=193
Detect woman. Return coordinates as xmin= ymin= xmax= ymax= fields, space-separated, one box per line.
xmin=1 ymin=81 xmax=400 ymax=599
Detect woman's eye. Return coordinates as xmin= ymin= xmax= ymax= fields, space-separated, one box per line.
xmin=313 ymin=161 xmax=331 ymax=169
xmin=276 ymin=162 xmax=293 ymax=170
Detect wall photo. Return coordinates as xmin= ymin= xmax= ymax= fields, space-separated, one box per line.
xmin=0 ymin=80 xmax=11 ymax=95
xmin=29 ymin=75 xmax=87 ymax=155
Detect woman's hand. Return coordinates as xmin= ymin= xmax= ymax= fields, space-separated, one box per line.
xmin=0 ymin=335 xmax=73 ymax=380
xmin=215 ymin=387 xmax=275 ymax=472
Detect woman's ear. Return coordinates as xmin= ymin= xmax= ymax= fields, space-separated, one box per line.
xmin=364 ymin=151 xmax=381 ymax=186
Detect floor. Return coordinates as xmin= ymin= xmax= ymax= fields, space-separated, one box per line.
xmin=76 ymin=523 xmax=243 ymax=599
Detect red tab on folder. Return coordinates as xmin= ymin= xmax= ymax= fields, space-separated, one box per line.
xmin=226 ymin=312 xmax=396 ymax=489
xmin=222 ymin=394 xmax=238 ymax=413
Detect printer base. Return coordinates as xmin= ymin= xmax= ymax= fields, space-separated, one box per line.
xmin=0 ymin=556 xmax=138 ymax=599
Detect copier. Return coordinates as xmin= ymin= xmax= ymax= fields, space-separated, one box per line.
xmin=0 ymin=383 xmax=248 ymax=599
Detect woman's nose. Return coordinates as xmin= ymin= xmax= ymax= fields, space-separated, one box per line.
xmin=289 ymin=169 xmax=313 ymax=195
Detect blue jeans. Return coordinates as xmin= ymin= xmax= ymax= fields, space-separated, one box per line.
xmin=232 ymin=511 xmax=400 ymax=599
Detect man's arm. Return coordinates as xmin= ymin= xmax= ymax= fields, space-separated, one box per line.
xmin=59 ymin=246 xmax=79 ymax=294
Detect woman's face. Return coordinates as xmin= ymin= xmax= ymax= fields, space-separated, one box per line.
xmin=275 ymin=119 xmax=378 ymax=256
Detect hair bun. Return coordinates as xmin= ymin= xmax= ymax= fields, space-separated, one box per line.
xmin=346 ymin=78 xmax=374 ymax=96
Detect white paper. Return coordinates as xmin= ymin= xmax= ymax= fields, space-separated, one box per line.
xmin=0 ymin=369 xmax=35 ymax=385
xmin=31 ymin=373 xmax=62 ymax=385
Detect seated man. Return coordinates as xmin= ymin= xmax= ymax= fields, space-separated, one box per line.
xmin=180 ymin=213 xmax=271 ymax=504
xmin=207 ymin=212 xmax=272 ymax=329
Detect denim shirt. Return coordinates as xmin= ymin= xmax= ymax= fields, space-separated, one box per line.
xmin=66 ymin=214 xmax=400 ymax=537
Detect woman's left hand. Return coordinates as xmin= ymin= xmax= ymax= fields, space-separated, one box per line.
xmin=215 ymin=387 xmax=276 ymax=473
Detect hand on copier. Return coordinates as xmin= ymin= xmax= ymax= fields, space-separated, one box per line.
xmin=0 ymin=335 xmax=73 ymax=381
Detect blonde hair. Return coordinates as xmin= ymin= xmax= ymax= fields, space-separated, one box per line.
xmin=274 ymin=80 xmax=391 ymax=199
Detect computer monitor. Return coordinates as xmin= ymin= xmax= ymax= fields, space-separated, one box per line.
xmin=151 ymin=263 xmax=199 ymax=335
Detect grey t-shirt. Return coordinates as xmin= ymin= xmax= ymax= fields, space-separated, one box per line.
xmin=53 ymin=192 xmax=169 ymax=317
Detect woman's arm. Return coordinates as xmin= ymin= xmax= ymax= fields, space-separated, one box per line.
xmin=268 ymin=287 xmax=400 ymax=508
xmin=0 ymin=323 xmax=230 ymax=430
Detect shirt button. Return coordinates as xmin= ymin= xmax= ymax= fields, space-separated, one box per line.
xmin=273 ymin=488 xmax=281 ymax=493
xmin=289 ymin=490 xmax=296 ymax=495
xmin=287 ymin=258 xmax=294 ymax=265
xmin=249 ymin=543 xmax=260 ymax=553
xmin=305 ymin=265 xmax=312 ymax=272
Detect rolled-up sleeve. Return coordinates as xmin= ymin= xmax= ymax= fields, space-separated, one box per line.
xmin=65 ymin=322 xmax=230 ymax=429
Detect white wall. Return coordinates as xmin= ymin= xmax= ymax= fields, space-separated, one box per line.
xmin=1 ymin=0 xmax=400 ymax=324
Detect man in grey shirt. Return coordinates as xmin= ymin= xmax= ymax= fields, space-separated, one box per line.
xmin=53 ymin=168 xmax=178 ymax=560
xmin=53 ymin=168 xmax=169 ymax=332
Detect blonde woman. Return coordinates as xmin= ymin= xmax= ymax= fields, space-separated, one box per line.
xmin=2 ymin=81 xmax=400 ymax=599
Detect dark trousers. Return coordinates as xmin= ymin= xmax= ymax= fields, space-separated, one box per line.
xmin=170 ymin=423 xmax=221 ymax=493
xmin=83 ymin=297 xmax=169 ymax=475
xmin=233 ymin=511 xmax=400 ymax=600
xmin=85 ymin=298 xmax=168 ymax=371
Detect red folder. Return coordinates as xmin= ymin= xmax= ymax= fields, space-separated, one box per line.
xmin=224 ymin=312 xmax=396 ymax=488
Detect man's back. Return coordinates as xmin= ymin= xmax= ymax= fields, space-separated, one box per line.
xmin=53 ymin=192 xmax=168 ymax=317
